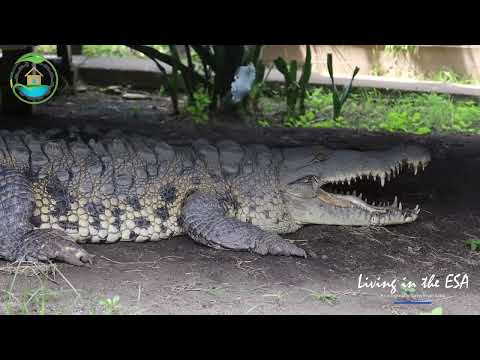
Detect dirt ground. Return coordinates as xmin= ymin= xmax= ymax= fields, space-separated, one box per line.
xmin=1 ymin=88 xmax=479 ymax=315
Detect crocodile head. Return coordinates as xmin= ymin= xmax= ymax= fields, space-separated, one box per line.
xmin=280 ymin=144 xmax=431 ymax=226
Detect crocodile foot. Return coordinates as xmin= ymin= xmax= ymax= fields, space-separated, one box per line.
xmin=20 ymin=229 xmax=95 ymax=266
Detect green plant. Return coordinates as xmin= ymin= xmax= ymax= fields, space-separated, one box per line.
xmin=206 ymin=287 xmax=226 ymax=297
xmin=284 ymin=110 xmax=317 ymax=128
xmin=467 ymin=239 xmax=480 ymax=251
xmin=247 ymin=65 xmax=274 ymax=113
xmin=371 ymin=65 xmax=385 ymax=77
xmin=273 ymin=45 xmax=312 ymax=120
xmin=327 ymin=53 xmax=360 ymax=120
xmin=185 ymin=88 xmax=211 ymax=124
xmin=241 ymin=46 xmax=280 ymax=114
xmin=309 ymin=291 xmax=338 ymax=305
xmin=420 ymin=307 xmax=443 ymax=315
xmin=1 ymin=285 xmax=60 ymax=315
xmin=429 ymin=69 xmax=477 ymax=85
xmin=306 ymin=88 xmax=332 ymax=110
xmin=385 ymin=45 xmax=419 ymax=57
xmin=129 ymin=45 xmax=260 ymax=115
xmin=267 ymin=85 xmax=480 ymax=135
xmin=36 ymin=45 xmax=169 ymax=58
xmin=257 ymin=118 xmax=272 ymax=127
xmin=99 ymin=295 xmax=121 ymax=315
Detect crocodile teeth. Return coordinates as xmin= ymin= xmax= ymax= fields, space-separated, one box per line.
xmin=399 ymin=202 xmax=403 ymax=210
xmin=414 ymin=204 xmax=420 ymax=214
xmin=393 ymin=196 xmax=398 ymax=208
xmin=380 ymin=174 xmax=385 ymax=187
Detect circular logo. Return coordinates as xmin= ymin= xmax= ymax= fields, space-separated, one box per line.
xmin=9 ymin=53 xmax=58 ymax=105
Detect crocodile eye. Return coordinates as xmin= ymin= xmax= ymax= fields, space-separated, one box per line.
xmin=298 ymin=175 xmax=318 ymax=184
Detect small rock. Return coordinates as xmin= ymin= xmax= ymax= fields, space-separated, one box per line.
xmin=122 ymin=92 xmax=152 ymax=100
xmin=103 ymin=85 xmax=123 ymax=95
xmin=321 ymin=254 xmax=328 ymax=260
xmin=76 ymin=85 xmax=88 ymax=93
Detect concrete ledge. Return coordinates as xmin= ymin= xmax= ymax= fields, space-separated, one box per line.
xmin=73 ymin=56 xmax=173 ymax=89
xmin=270 ymin=70 xmax=480 ymax=97
xmin=263 ymin=45 xmax=480 ymax=82
xmin=72 ymin=56 xmax=480 ymax=97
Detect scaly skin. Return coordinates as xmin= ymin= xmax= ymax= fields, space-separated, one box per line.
xmin=0 ymin=128 xmax=430 ymax=265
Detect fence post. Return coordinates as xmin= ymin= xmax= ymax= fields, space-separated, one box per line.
xmin=72 ymin=45 xmax=83 ymax=55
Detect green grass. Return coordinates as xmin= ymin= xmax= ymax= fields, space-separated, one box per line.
xmin=301 ymin=288 xmax=338 ymax=305
xmin=257 ymin=86 xmax=480 ymax=135
xmin=310 ymin=292 xmax=338 ymax=305
xmin=36 ymin=45 xmax=168 ymax=58
xmin=1 ymin=285 xmax=64 ymax=315
xmin=1 ymin=290 xmax=125 ymax=315
xmin=419 ymin=307 xmax=443 ymax=315
xmin=421 ymin=69 xmax=479 ymax=85
xmin=385 ymin=45 xmax=419 ymax=56
xmin=467 ymin=239 xmax=480 ymax=251
xmin=185 ymin=89 xmax=211 ymax=124
xmin=98 ymin=295 xmax=121 ymax=315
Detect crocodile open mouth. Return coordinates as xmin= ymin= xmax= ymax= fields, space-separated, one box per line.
xmin=323 ymin=157 xmax=427 ymax=204
xmin=317 ymin=157 xmax=429 ymax=224
xmin=285 ymin=155 xmax=431 ymax=226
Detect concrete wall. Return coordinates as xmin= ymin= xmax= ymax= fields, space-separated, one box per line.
xmin=261 ymin=45 xmax=480 ymax=81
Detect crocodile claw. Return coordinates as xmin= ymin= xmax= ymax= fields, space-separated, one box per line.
xmin=56 ymin=245 xmax=95 ymax=267
xmin=255 ymin=235 xmax=307 ymax=258
xmin=270 ymin=240 xmax=307 ymax=258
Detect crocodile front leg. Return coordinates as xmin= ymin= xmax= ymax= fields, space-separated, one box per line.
xmin=181 ymin=192 xmax=307 ymax=258
xmin=0 ymin=167 xmax=94 ymax=266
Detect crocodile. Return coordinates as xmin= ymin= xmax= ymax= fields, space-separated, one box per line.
xmin=0 ymin=128 xmax=430 ymax=265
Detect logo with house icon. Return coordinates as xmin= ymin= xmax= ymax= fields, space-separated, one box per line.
xmin=9 ymin=53 xmax=58 ymax=105
xmin=25 ymin=65 xmax=44 ymax=86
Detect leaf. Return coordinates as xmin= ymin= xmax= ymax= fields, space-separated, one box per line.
xmin=327 ymin=53 xmax=336 ymax=91
xmin=255 ymin=63 xmax=266 ymax=83
xmin=252 ymin=45 xmax=264 ymax=65
xmin=168 ymin=45 xmax=194 ymax=100
xmin=299 ymin=45 xmax=312 ymax=89
xmin=190 ymin=45 xmax=215 ymax=70
xmin=16 ymin=53 xmax=45 ymax=64
xmin=416 ymin=127 xmax=432 ymax=135
xmin=243 ymin=45 xmax=264 ymax=66
xmin=298 ymin=45 xmax=312 ymax=116
xmin=431 ymin=307 xmax=443 ymax=315
xmin=332 ymin=92 xmax=341 ymax=119
xmin=274 ymin=57 xmax=290 ymax=82
xmin=420 ymin=306 xmax=443 ymax=315
xmin=340 ymin=66 xmax=360 ymax=105
xmin=289 ymin=60 xmax=298 ymax=84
